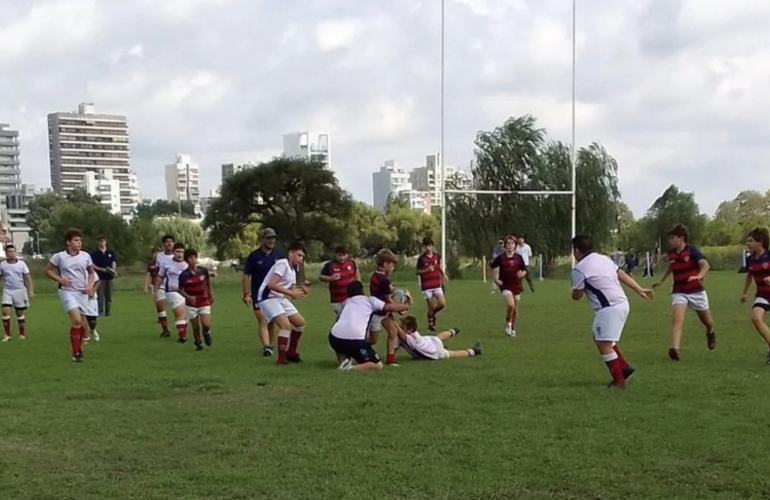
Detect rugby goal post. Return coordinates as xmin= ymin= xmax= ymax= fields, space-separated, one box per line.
xmin=437 ymin=0 xmax=578 ymax=272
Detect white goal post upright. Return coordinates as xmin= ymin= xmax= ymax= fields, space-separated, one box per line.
xmin=439 ymin=0 xmax=578 ymax=271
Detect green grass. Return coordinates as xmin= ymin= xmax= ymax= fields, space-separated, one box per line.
xmin=1 ymin=270 xmax=769 ymax=500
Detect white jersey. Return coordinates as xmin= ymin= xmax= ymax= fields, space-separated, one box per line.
xmin=572 ymin=252 xmax=628 ymax=312
xmin=156 ymin=252 xmax=175 ymax=273
xmin=404 ymin=331 xmax=441 ymax=359
xmin=0 ymin=259 xmax=29 ymax=291
xmin=258 ymin=258 xmax=297 ymax=302
xmin=50 ymin=250 xmax=93 ymax=292
xmin=515 ymin=244 xmax=532 ymax=266
xmin=158 ymin=259 xmax=188 ymax=292
xmin=331 ymin=295 xmax=385 ymax=340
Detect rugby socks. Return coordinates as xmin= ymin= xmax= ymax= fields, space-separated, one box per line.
xmin=288 ymin=327 xmax=303 ymax=358
xmin=612 ymin=344 xmax=629 ymax=370
xmin=2 ymin=316 xmax=10 ymax=337
xmin=601 ymin=352 xmax=625 ymax=386
xmin=70 ymin=326 xmax=83 ymax=356
xmin=386 ymin=353 xmax=396 ymax=365
xmin=276 ymin=329 xmax=291 ymax=364
xmin=87 ymin=317 xmax=97 ymax=332
xmin=175 ymin=320 xmax=187 ymax=339
xmin=427 ymin=312 xmax=435 ymax=331
xmin=17 ymin=316 xmax=25 ymax=338
xmin=158 ymin=312 xmax=169 ymax=334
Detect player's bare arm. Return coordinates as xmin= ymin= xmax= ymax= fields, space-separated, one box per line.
xmin=24 ymin=273 xmax=34 ymax=299
xmin=318 ymin=271 xmax=337 ymax=282
xmin=241 ymin=272 xmax=252 ymax=305
xmin=492 ymin=267 xmax=502 ymax=287
xmin=86 ymin=265 xmax=95 ymax=294
xmin=382 ymin=302 xmax=410 ymax=315
xmin=741 ymin=273 xmax=753 ymax=302
xmin=44 ymin=262 xmax=69 ymax=287
xmin=267 ymin=274 xmax=304 ymax=300
xmin=653 ymin=266 xmax=672 ymax=288
xmin=617 ymin=269 xmax=654 ymax=299
xmin=571 ymin=289 xmax=584 ymax=301
xmin=207 ymin=273 xmax=215 ymax=305
xmin=693 ymin=258 xmax=710 ymax=281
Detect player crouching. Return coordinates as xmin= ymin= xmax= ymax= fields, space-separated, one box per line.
xmin=331 ymin=281 xmax=410 ymax=371
xmin=257 ymin=242 xmax=310 ymax=365
xmin=397 ymin=316 xmax=481 ymax=360
xmin=179 ymin=249 xmax=214 ymax=351
xmin=571 ymin=235 xmax=653 ymax=388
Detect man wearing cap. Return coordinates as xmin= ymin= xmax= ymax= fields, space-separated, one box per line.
xmin=242 ymin=228 xmax=284 ymax=357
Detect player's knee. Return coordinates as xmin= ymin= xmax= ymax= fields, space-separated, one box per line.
xmin=372 ymin=361 xmax=383 ymax=370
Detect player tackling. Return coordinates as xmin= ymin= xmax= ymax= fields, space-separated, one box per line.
xmin=0 ymin=244 xmax=33 ymax=341
xmin=571 ymin=235 xmax=653 ymax=387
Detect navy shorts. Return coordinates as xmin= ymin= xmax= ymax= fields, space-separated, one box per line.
xmin=328 ymin=334 xmax=380 ymax=364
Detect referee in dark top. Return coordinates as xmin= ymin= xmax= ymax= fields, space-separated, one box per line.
xmin=91 ymin=236 xmax=117 ymax=316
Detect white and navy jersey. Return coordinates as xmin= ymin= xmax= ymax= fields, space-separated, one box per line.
xmin=404 ymin=331 xmax=441 ymax=360
xmin=158 ymin=259 xmax=189 ymax=292
xmin=331 ymin=295 xmax=385 ymax=340
xmin=258 ymin=258 xmax=297 ymax=302
xmin=156 ymin=252 xmax=175 ymax=273
xmin=0 ymin=260 xmax=29 ymax=291
xmin=572 ymin=252 xmax=628 ymax=312
xmin=49 ymin=250 xmax=93 ymax=292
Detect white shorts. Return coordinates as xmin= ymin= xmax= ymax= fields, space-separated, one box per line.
xmin=754 ymin=297 xmax=770 ymax=311
xmin=186 ymin=306 xmax=211 ymax=319
xmin=421 ymin=287 xmax=444 ymax=300
xmin=258 ymin=297 xmax=298 ymax=322
xmin=592 ymin=302 xmax=630 ymax=343
xmin=156 ymin=288 xmax=167 ymax=302
xmin=58 ymin=289 xmax=89 ymax=314
xmin=429 ymin=336 xmax=450 ymax=360
xmin=501 ymin=290 xmax=521 ymax=302
xmin=85 ymin=294 xmax=99 ymax=317
xmin=331 ymin=302 xmax=345 ymax=318
xmin=672 ymin=291 xmax=709 ymax=311
xmin=369 ymin=314 xmax=388 ymax=333
xmin=165 ymin=291 xmax=186 ymax=310
xmin=2 ymin=289 xmax=29 ymax=309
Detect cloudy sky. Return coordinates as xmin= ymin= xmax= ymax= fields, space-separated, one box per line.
xmin=2 ymin=0 xmax=770 ymax=217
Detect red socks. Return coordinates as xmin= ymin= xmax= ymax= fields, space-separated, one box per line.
xmin=386 ymin=353 xmax=396 ymax=365
xmin=69 ymin=326 xmax=83 ymax=356
xmin=176 ymin=321 xmax=187 ymax=339
xmin=2 ymin=317 xmax=9 ymax=336
xmin=288 ymin=329 xmax=302 ymax=357
xmin=159 ymin=316 xmax=169 ymax=334
xmin=276 ymin=333 xmax=290 ymax=364
xmin=613 ymin=345 xmax=629 ymax=370
xmin=601 ymin=352 xmax=625 ymax=386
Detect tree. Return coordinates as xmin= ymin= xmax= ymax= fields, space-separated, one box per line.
xmin=712 ymin=190 xmax=770 ymax=243
xmin=383 ymin=198 xmax=439 ymax=256
xmin=153 ymin=217 xmax=209 ymax=254
xmin=41 ymin=204 xmax=136 ymax=263
xmin=135 ymin=199 xmax=197 ymax=219
xmin=647 ymin=185 xmax=706 ymax=246
xmin=204 ymin=157 xmax=353 ymax=260
xmin=447 ymin=115 xmax=621 ymax=262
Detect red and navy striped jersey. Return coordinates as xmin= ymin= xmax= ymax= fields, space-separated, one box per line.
xmin=417 ymin=252 xmax=442 ymax=291
xmin=747 ymin=251 xmax=770 ymax=301
xmin=148 ymin=261 xmax=159 ymax=278
xmin=321 ymin=258 xmax=358 ymax=303
xmin=668 ymin=245 xmax=705 ymax=294
xmin=370 ymin=271 xmax=392 ymax=316
xmin=491 ymin=252 xmax=526 ymax=294
xmin=178 ymin=266 xmax=211 ymax=307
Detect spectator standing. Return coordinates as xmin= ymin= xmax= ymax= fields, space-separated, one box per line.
xmin=91 ymin=236 xmax=116 ymax=316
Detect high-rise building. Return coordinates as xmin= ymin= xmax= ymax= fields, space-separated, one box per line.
xmin=372 ymin=160 xmax=413 ymax=210
xmin=283 ymin=131 xmax=330 ymax=168
xmin=408 ymin=154 xmax=472 ymax=208
xmin=165 ymin=154 xmax=200 ymax=207
xmin=0 ymin=124 xmax=22 ymax=198
xmin=221 ymin=162 xmax=256 ymax=184
xmin=47 ymin=103 xmax=139 ymax=216
xmin=82 ymin=170 xmax=122 ymax=215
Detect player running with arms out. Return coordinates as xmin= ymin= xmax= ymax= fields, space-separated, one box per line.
xmin=154 ymin=235 xmax=176 ymax=337
xmin=369 ymin=249 xmax=410 ymax=366
xmin=396 ymin=316 xmax=481 ymax=361
xmin=242 ymin=228 xmax=284 ymax=357
xmin=319 ymin=246 xmax=359 ymax=319
xmin=416 ymin=237 xmax=446 ymax=332
xmin=257 ymin=242 xmax=310 ymax=365
xmin=43 ymin=229 xmax=96 ymax=363
xmin=332 ymin=281 xmax=410 ymax=371
xmin=491 ymin=235 xmax=527 ymax=337
xmin=652 ymin=224 xmax=717 ymax=361
xmin=740 ymin=227 xmax=770 ymax=363
xmin=178 ymin=249 xmax=214 ymax=351
xmin=571 ymin=235 xmax=653 ymax=388
xmin=0 ymin=244 xmax=33 ymax=341
xmin=155 ymin=243 xmax=189 ymax=343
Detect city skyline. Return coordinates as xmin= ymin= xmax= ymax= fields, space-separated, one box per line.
xmin=3 ymin=1 xmax=770 ymax=216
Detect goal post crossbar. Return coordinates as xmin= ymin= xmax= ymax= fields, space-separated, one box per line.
xmin=444 ymin=190 xmax=574 ymax=196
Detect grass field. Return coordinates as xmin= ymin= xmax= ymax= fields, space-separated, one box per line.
xmin=1 ymin=269 xmax=769 ymax=500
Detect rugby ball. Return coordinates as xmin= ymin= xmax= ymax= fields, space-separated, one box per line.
xmin=392 ymin=289 xmax=407 ymax=304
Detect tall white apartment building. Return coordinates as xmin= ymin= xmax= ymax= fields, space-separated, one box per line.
xmin=283 ymin=131 xmax=330 ymax=168
xmin=372 ymin=160 xmax=412 ymax=210
xmin=0 ymin=124 xmax=22 ymax=198
xmin=82 ymin=170 xmax=122 ymax=215
xmin=409 ymin=153 xmax=473 ymax=207
xmin=47 ymin=103 xmax=139 ymax=216
xmin=165 ymin=154 xmax=200 ymax=207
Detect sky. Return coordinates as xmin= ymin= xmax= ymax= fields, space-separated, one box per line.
xmin=2 ymin=0 xmax=770 ymax=218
